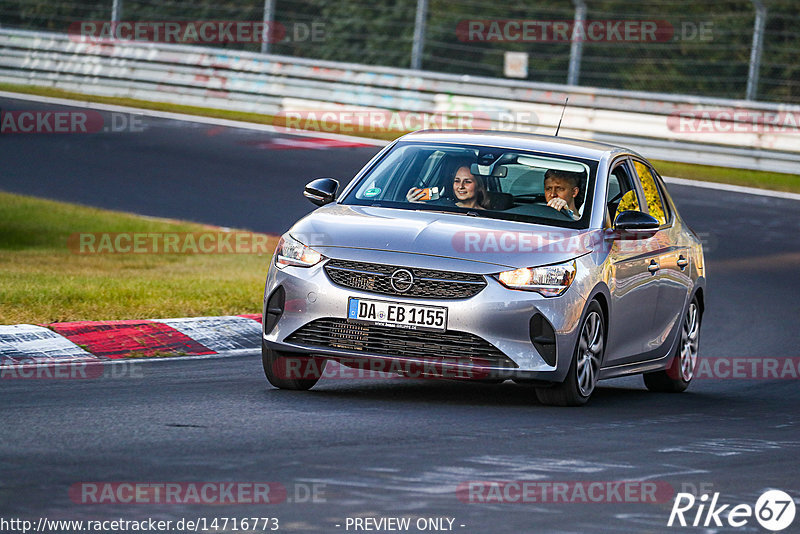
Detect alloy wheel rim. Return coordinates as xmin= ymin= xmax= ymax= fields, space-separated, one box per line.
xmin=680 ymin=302 xmax=700 ymax=381
xmin=577 ymin=311 xmax=603 ymax=397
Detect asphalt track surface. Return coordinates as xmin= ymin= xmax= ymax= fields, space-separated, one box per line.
xmin=2 ymin=96 xmax=800 ymax=533
xmin=0 ymin=97 xmax=378 ymax=234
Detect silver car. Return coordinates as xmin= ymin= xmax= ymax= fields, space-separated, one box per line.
xmin=261 ymin=131 xmax=706 ymax=405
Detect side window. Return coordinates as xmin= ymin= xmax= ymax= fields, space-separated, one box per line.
xmin=354 ymin=146 xmax=416 ymax=201
xmin=607 ymin=161 xmax=641 ymax=222
xmin=633 ymin=161 xmax=668 ymax=225
xmin=418 ymin=151 xmax=445 ymax=187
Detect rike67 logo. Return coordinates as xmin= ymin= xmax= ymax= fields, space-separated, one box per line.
xmin=668 ymin=489 xmax=795 ymax=531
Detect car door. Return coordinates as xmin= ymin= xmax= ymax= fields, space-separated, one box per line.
xmin=631 ymin=160 xmax=692 ymax=353
xmin=603 ymin=158 xmax=662 ymax=365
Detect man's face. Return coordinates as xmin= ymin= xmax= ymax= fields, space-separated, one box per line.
xmin=544 ymin=176 xmax=579 ymax=206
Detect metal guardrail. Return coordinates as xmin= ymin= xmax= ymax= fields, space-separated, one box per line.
xmin=1 ymin=28 xmax=798 ymax=174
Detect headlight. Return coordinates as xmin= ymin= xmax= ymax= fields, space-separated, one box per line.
xmin=275 ymin=234 xmax=323 ymax=268
xmin=496 ymin=260 xmax=576 ymax=297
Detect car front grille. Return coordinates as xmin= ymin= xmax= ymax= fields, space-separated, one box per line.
xmin=285 ymin=318 xmax=517 ymax=369
xmin=324 ymin=259 xmax=486 ymax=299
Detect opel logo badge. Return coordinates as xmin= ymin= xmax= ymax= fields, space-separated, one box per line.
xmin=390 ymin=268 xmax=414 ymax=293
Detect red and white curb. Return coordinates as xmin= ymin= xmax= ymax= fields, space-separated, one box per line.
xmin=0 ymin=315 xmax=262 ymax=365
xmin=153 ymin=315 xmax=263 ymax=354
xmin=0 ymin=324 xmax=98 ymax=364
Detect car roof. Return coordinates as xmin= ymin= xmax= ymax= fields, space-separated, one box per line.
xmin=398 ymin=130 xmax=640 ymax=161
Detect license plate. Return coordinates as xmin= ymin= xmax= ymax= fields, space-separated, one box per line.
xmin=347 ymin=298 xmax=447 ymax=332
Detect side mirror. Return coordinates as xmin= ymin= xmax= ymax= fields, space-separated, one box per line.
xmin=303 ymin=178 xmax=339 ymax=207
xmin=613 ymin=210 xmax=660 ymax=232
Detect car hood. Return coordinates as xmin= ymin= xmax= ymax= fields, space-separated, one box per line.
xmin=288 ymin=204 xmax=598 ymax=271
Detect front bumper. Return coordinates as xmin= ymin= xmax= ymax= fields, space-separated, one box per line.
xmin=262 ymin=253 xmax=589 ymax=382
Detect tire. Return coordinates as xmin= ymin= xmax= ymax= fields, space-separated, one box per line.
xmin=536 ymin=301 xmax=605 ymax=406
xmin=644 ymin=297 xmax=701 ymax=393
xmin=262 ymin=343 xmax=325 ymax=391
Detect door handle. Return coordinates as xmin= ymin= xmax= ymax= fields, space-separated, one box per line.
xmin=648 ymin=260 xmax=660 ymax=273
xmin=677 ymin=256 xmax=689 ymax=270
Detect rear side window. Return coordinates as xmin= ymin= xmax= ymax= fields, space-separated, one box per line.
xmin=633 ymin=161 xmax=668 ymax=225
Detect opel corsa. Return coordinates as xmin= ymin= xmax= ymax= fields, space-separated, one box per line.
xmin=261 ymin=131 xmax=706 ymax=405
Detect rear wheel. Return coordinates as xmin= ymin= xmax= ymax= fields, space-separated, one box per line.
xmin=262 ymin=343 xmax=325 ymax=390
xmin=643 ymin=297 xmax=700 ymax=393
xmin=536 ymin=301 xmax=605 ymax=406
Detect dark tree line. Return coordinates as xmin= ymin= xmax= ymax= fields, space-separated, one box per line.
xmin=1 ymin=0 xmax=796 ymax=102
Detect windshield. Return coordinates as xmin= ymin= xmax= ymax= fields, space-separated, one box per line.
xmin=341 ymin=142 xmax=598 ymax=229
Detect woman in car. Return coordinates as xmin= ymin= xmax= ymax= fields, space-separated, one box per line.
xmin=406 ymin=165 xmax=491 ymax=210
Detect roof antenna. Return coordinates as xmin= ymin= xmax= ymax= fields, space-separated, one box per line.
xmin=555 ymin=97 xmax=569 ymax=136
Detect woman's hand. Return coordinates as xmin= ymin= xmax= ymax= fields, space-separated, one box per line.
xmin=406 ymin=188 xmax=426 ymax=203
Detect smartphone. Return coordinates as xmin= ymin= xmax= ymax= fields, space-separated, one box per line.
xmin=418 ymin=187 xmax=440 ymax=201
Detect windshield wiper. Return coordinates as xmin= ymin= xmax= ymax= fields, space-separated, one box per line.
xmin=413 ymin=209 xmax=454 ymax=215
xmin=413 ymin=208 xmax=487 ymax=218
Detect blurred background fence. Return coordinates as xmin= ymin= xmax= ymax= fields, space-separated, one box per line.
xmin=0 ymin=0 xmax=797 ymax=104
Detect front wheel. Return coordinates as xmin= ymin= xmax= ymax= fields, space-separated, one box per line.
xmin=262 ymin=343 xmax=325 ymax=390
xmin=536 ymin=301 xmax=605 ymax=406
xmin=643 ymin=297 xmax=700 ymax=393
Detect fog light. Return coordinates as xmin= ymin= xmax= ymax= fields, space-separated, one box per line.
xmin=530 ymin=313 xmax=557 ymax=367
xmin=264 ymin=286 xmax=285 ymax=334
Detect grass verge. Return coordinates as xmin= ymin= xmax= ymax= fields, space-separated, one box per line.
xmin=3 ymin=82 xmax=797 ymax=192
xmin=0 ymin=191 xmax=272 ymax=325
xmin=652 ymin=160 xmax=799 ymax=193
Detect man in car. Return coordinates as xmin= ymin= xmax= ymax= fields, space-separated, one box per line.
xmin=544 ymin=169 xmax=582 ymax=220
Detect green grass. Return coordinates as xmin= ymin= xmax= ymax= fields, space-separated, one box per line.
xmin=0 ymin=191 xmax=274 ymax=325
xmin=652 ymin=160 xmax=799 ymax=193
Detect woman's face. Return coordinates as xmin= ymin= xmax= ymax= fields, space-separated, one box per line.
xmin=453 ymin=167 xmax=478 ymax=203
